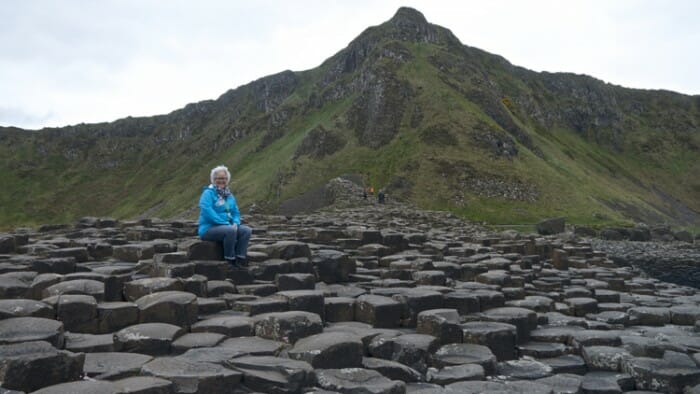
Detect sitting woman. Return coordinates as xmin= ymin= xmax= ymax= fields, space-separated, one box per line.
xmin=198 ymin=165 xmax=252 ymax=267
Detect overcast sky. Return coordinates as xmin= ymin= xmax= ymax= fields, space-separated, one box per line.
xmin=1 ymin=0 xmax=698 ymax=130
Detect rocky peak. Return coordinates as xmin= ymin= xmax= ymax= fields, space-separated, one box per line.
xmin=385 ymin=7 xmax=446 ymax=44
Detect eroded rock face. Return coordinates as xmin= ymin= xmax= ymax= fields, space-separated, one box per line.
xmin=2 ymin=201 xmax=700 ymax=393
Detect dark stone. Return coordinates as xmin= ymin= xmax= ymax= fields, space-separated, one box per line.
xmin=135 ymin=290 xmax=198 ymax=327
xmin=426 ymin=364 xmax=485 ymax=385
xmin=537 ymin=217 xmax=565 ymax=235
xmin=315 ymin=368 xmax=405 ymax=394
xmin=496 ymin=359 xmax=554 ymax=380
xmin=461 ymin=321 xmax=518 ymax=361
xmin=0 ymin=299 xmax=54 ymax=319
xmin=83 ymin=352 xmax=154 ymax=380
xmin=226 ymin=355 xmax=315 ymax=394
xmin=432 ymin=343 xmax=497 ymax=375
xmin=141 ymin=357 xmax=242 ymax=393
xmin=416 ymin=308 xmax=461 ymax=345
xmin=113 ymin=323 xmax=185 ymax=355
xmin=0 ymin=341 xmax=84 ymax=392
xmin=313 ymin=249 xmax=356 ymax=283
xmin=288 ymin=332 xmax=364 ymax=368
xmin=190 ymin=315 xmax=254 ymax=337
xmin=0 ymin=317 xmax=65 ymax=347
xmin=254 ymin=311 xmax=323 ymax=344
xmin=355 ymin=294 xmax=403 ymax=328
xmin=362 ymin=357 xmax=422 ymax=383
xmin=324 ymin=297 xmax=355 ymax=322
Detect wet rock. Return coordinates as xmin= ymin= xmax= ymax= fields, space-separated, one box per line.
xmin=517 ymin=341 xmax=567 ymax=359
xmin=535 ymin=373 xmax=583 ymax=394
xmin=0 ymin=341 xmax=84 ymax=392
xmin=32 ymin=257 xmax=77 ymax=274
xmin=218 ymin=336 xmax=288 ymax=356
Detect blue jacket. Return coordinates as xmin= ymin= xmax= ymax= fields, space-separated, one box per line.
xmin=198 ymin=185 xmax=241 ymax=238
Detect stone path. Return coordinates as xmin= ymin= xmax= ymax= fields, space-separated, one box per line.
xmin=1 ymin=203 xmax=700 ymax=393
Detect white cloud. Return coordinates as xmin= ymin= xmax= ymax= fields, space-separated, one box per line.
xmin=0 ymin=0 xmax=698 ymax=129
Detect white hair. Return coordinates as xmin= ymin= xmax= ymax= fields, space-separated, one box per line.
xmin=210 ymin=165 xmax=231 ymax=184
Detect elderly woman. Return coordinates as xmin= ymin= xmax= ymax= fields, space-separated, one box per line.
xmin=198 ymin=165 xmax=252 ymax=267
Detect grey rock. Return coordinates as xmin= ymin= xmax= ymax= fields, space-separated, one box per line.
xmin=135 ymin=290 xmax=197 ymax=327
xmin=315 ymin=368 xmax=405 ymax=394
xmin=0 ymin=299 xmax=54 ymax=319
xmin=461 ymin=321 xmax=518 ymax=361
xmin=288 ymin=332 xmax=364 ymax=368
xmin=426 ymin=364 xmax=484 ymax=385
xmin=369 ymin=333 xmax=439 ymax=373
xmin=537 ymin=217 xmax=565 ymax=235
xmin=362 ymin=357 xmax=422 ymax=383
xmin=0 ymin=341 xmax=84 ymax=392
xmin=83 ymin=352 xmax=154 ymax=380
xmin=111 ymin=376 xmax=173 ymax=394
xmin=32 ymin=380 xmax=119 ymax=394
xmin=496 ymin=359 xmax=554 ymax=380
xmin=64 ymin=332 xmax=114 ymax=352
xmin=0 ymin=317 xmax=64 ymax=347
xmin=141 ymin=357 xmax=242 ymax=394
xmin=171 ymin=332 xmax=226 ymax=353
xmin=416 ymin=308 xmax=461 ymax=345
xmin=432 ymin=343 xmax=497 ymax=375
xmin=254 ymin=311 xmax=323 ymax=344
xmin=97 ymin=301 xmax=139 ymax=334
xmin=355 ymin=294 xmax=403 ymax=328
xmin=190 ymin=315 xmax=254 ymax=337
xmin=124 ymin=278 xmax=184 ymax=302
xmin=219 ymin=336 xmax=288 ymax=356
xmin=113 ymin=323 xmax=185 ymax=355
xmin=227 ymin=355 xmax=315 ymax=394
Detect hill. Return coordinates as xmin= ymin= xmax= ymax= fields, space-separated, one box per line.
xmin=0 ymin=7 xmax=698 ymax=229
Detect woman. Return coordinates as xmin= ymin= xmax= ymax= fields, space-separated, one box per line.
xmin=198 ymin=165 xmax=252 ymax=267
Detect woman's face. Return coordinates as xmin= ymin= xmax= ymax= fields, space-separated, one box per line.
xmin=214 ymin=171 xmax=228 ymax=188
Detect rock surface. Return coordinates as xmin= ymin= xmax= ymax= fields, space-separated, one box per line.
xmin=1 ymin=202 xmax=700 ymax=392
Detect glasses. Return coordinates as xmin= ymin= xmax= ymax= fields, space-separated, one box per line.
xmin=214 ymin=177 xmax=228 ymax=181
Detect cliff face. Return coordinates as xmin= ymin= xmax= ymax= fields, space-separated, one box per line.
xmin=1 ymin=7 xmax=698 ymax=228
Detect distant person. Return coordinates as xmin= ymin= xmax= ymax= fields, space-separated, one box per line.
xmin=198 ymin=165 xmax=252 ymax=267
xmin=377 ymin=190 xmax=386 ymax=204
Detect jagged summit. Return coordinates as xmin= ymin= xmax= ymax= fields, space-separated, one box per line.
xmin=389 ymin=7 xmax=429 ymax=27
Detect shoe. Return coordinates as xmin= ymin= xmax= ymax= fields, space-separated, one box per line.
xmin=235 ymin=256 xmax=248 ymax=267
xmin=227 ymin=259 xmax=241 ymax=269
